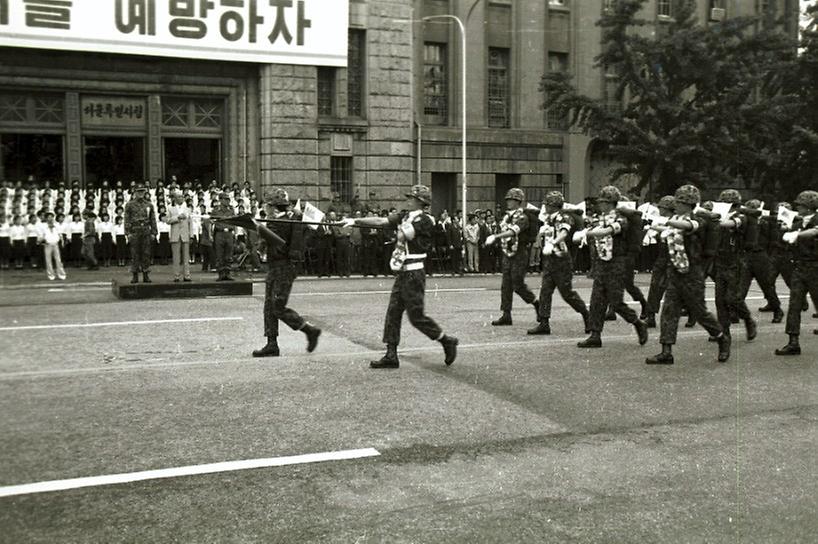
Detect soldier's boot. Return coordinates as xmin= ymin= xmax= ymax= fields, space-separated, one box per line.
xmin=130 ymin=272 xmax=139 ymax=284
xmin=582 ymin=311 xmax=591 ymax=334
xmin=302 ymin=323 xmax=322 ymax=353
xmin=646 ymin=344 xmax=674 ymax=365
xmin=577 ymin=331 xmax=602 ymax=348
xmin=634 ymin=319 xmax=649 ymax=346
xmin=440 ymin=335 xmax=458 ymax=366
xmin=142 ymin=272 xmax=152 ymax=283
xmin=252 ymin=338 xmax=280 ymax=358
xmin=491 ymin=312 xmax=512 ymax=326
xmin=758 ymin=304 xmax=774 ymax=312
xmin=717 ymin=333 xmax=731 ymax=363
xmin=685 ymin=316 xmax=697 ymax=328
xmin=605 ymin=307 xmax=617 ymax=321
xmin=644 ymin=313 xmax=657 ymax=328
xmin=774 ymin=334 xmax=801 ymax=356
xmin=745 ymin=316 xmax=758 ymax=341
xmin=532 ymin=300 xmax=540 ymax=321
xmin=527 ymin=321 xmax=551 ymax=335
xmin=370 ymin=344 xmax=400 ymax=369
xmin=772 ymin=307 xmax=784 ymax=324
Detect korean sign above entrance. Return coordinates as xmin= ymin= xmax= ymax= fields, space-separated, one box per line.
xmin=0 ymin=0 xmax=349 ymax=66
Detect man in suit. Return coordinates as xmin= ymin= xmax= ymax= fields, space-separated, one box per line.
xmin=167 ymin=189 xmax=192 ymax=282
xmin=315 ymin=219 xmax=334 ymax=277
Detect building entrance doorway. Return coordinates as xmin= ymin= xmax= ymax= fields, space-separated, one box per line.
xmin=164 ymin=138 xmax=221 ymax=185
xmin=431 ymin=172 xmax=456 ymax=217
xmin=0 ymin=133 xmax=64 ymax=182
xmin=84 ymin=136 xmax=144 ymax=186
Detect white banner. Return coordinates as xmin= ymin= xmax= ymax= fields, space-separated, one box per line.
xmin=0 ymin=0 xmax=349 ymax=66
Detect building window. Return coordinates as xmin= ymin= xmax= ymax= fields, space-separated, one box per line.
xmin=549 ymin=0 xmax=566 ymax=5
xmin=487 ymin=47 xmax=510 ymax=128
xmin=162 ymin=98 xmax=222 ymax=130
xmin=347 ymin=29 xmax=365 ymax=118
xmin=330 ymin=156 xmax=353 ymax=204
xmin=317 ymin=67 xmax=336 ymax=117
xmin=423 ymin=42 xmax=448 ymax=125
xmin=0 ymin=93 xmax=64 ymax=125
xmin=657 ymin=0 xmax=672 ymax=17
xmin=603 ymin=72 xmax=621 ymax=113
xmin=162 ymin=99 xmax=188 ymax=127
xmin=193 ymin=101 xmax=222 ymax=129
xmin=546 ymin=53 xmax=569 ymax=130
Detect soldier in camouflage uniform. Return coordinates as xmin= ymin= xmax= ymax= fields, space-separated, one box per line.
xmin=740 ymin=199 xmax=784 ymax=323
xmin=485 ymin=188 xmax=539 ymax=326
xmin=123 ymin=181 xmax=157 ymax=284
xmin=775 ymin=190 xmax=818 ymax=356
xmin=252 ymin=188 xmax=321 ymax=358
xmin=642 ymin=196 xmax=676 ymax=328
xmin=646 ymin=185 xmax=729 ymax=364
xmin=346 ymin=185 xmax=458 ymax=369
xmin=577 ymin=185 xmax=649 ymax=348
xmin=527 ymin=191 xmax=590 ymax=335
xmin=210 ymin=192 xmax=236 ymax=281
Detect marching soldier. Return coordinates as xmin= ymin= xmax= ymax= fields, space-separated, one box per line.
xmin=577 ymin=185 xmax=649 ymax=348
xmin=211 ymin=192 xmax=235 ymax=281
xmin=123 ymin=181 xmax=157 ymax=284
xmin=775 ymin=190 xmax=818 ymax=356
xmin=346 ymin=185 xmax=458 ymax=369
xmin=642 ymin=196 xmax=676 ymax=328
xmin=252 ymin=189 xmax=321 ymax=358
xmin=527 ymin=191 xmax=590 ymax=335
xmin=740 ymin=199 xmax=784 ymax=323
xmin=485 ymin=188 xmax=539 ymax=326
xmin=646 ymin=185 xmax=729 ymax=364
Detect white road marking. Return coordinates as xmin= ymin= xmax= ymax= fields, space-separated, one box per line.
xmin=47 ymin=287 xmax=110 ymax=293
xmin=0 ymin=448 xmax=381 ymax=498
xmin=290 ymin=287 xmax=488 ymax=297
xmin=0 ymin=317 xmax=243 ymax=332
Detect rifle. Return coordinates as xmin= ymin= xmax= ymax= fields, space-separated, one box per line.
xmin=219 ymin=213 xmax=391 ymax=231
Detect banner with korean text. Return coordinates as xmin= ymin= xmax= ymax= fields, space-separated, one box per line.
xmin=0 ymin=0 xmax=349 ymax=66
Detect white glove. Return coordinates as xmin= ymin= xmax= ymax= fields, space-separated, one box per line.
xmin=783 ymin=231 xmax=799 ymax=245
xmin=572 ymin=229 xmax=587 ymax=245
xmin=342 ymin=217 xmax=356 ymax=228
xmin=485 ymin=234 xmax=496 ymax=246
xmin=542 ymin=241 xmax=554 ymax=256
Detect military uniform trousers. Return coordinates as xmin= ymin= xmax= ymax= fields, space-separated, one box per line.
xmin=129 ymin=230 xmax=153 ymax=274
xmin=538 ymin=254 xmax=587 ymax=321
xmin=740 ymin=252 xmax=781 ymax=309
xmin=785 ymin=261 xmax=818 ymax=335
xmin=213 ymin=229 xmax=234 ymax=274
xmin=659 ymin=265 xmax=722 ymax=345
xmin=264 ymin=262 xmax=306 ymax=339
xmin=589 ymin=258 xmax=640 ymax=333
xmin=646 ymin=257 xmax=669 ymax=315
xmin=500 ymin=250 xmax=536 ymax=312
xmin=714 ymin=262 xmax=752 ymax=333
xmin=383 ymin=268 xmax=442 ymax=346
xmin=770 ymin=252 xmax=793 ymax=288
xmin=623 ymin=253 xmax=647 ymax=306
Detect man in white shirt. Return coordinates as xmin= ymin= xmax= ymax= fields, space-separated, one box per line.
xmin=39 ymin=211 xmax=66 ymax=280
xmin=167 ymin=189 xmax=192 ymax=282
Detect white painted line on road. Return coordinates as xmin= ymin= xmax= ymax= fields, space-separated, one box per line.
xmin=47 ymin=287 xmax=110 ymax=293
xmin=0 ymin=447 xmax=381 ymax=498
xmin=290 ymin=287 xmax=488 ymax=297
xmin=0 ymin=317 xmax=244 ymax=332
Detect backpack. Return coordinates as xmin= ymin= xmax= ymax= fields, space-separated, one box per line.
xmin=561 ymin=208 xmax=585 ymax=248
xmin=616 ymin=208 xmax=644 ymax=255
xmin=694 ymin=209 xmax=721 ymax=259
xmin=517 ymin=206 xmax=542 ymax=246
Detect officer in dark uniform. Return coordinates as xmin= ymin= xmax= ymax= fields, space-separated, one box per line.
xmin=578 ymin=185 xmax=649 ymax=348
xmin=645 ymin=185 xmax=729 ymax=364
xmin=740 ymin=199 xmax=784 ymax=323
xmin=642 ymin=195 xmax=676 ymax=328
xmin=251 ymin=188 xmax=321 ymax=357
xmin=123 ymin=181 xmax=157 ymax=284
xmin=527 ymin=191 xmax=590 ymax=335
xmin=485 ymin=188 xmax=539 ymax=326
xmin=346 ymin=185 xmax=458 ymax=369
xmin=210 ymin=192 xmax=235 ymax=281
xmin=775 ymin=190 xmax=818 ymax=356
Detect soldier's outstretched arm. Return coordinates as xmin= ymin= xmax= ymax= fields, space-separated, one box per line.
xmin=255 ymin=222 xmax=286 ymax=248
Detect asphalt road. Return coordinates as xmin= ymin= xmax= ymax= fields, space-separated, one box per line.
xmin=0 ymin=271 xmax=816 ymax=543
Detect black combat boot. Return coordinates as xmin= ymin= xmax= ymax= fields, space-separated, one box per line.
xmin=582 ymin=311 xmax=591 ymax=334
xmin=302 ymin=323 xmax=322 ymax=353
xmin=131 ymin=272 xmax=139 ymax=284
xmin=772 ymin=307 xmax=784 ymax=324
xmin=370 ymin=344 xmax=399 ymax=368
xmin=577 ymin=331 xmax=602 ymax=348
xmin=745 ymin=316 xmax=758 ymax=341
xmin=142 ymin=271 xmax=151 ymax=283
xmin=252 ymin=338 xmax=280 ymax=357
xmin=440 ymin=335 xmax=458 ymax=366
xmin=644 ymin=313 xmax=657 ymax=328
xmin=717 ymin=333 xmax=731 ymax=363
xmin=491 ymin=312 xmax=512 ymax=326
xmin=527 ymin=321 xmax=551 ymax=335
xmin=758 ymin=304 xmax=774 ymax=312
xmin=646 ymin=344 xmax=674 ymax=365
xmin=634 ymin=319 xmax=649 ymax=346
xmin=774 ymin=334 xmax=801 ymax=356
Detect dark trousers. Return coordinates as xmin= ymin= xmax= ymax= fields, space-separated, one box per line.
xmin=715 ymin=263 xmax=752 ymax=334
xmin=740 ymin=252 xmax=781 ymax=310
xmin=623 ymin=253 xmax=647 ymax=307
xmin=264 ymin=262 xmax=306 ymax=339
xmin=213 ymin=231 xmax=234 ymax=275
xmin=361 ymin=246 xmax=380 ymax=276
xmin=500 ymin=250 xmax=536 ymax=312
xmin=27 ymin=237 xmax=40 ymax=267
xmin=659 ymin=265 xmax=722 ymax=345
xmin=316 ymin=241 xmax=332 ymax=276
xmin=82 ymin=237 xmax=98 ymax=268
xmin=450 ymin=246 xmax=463 ymax=274
xmin=538 ymin=255 xmax=587 ymax=321
xmin=200 ymin=244 xmax=213 ymax=271
xmin=335 ymin=239 xmax=350 ymax=276
xmin=646 ymin=258 xmax=669 ymax=315
xmin=129 ymin=231 xmax=152 ymax=273
xmin=785 ymin=262 xmax=818 ymax=335
xmin=589 ymin=258 xmax=639 ymax=333
xmin=383 ymin=268 xmax=442 ymax=346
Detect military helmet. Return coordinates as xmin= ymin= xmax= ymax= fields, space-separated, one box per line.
xmin=718 ymin=189 xmax=742 ymax=205
xmin=674 ymin=184 xmax=701 ymax=206
xmin=132 ymin=181 xmax=148 ymax=192
xmin=658 ymin=195 xmax=676 ymax=210
xmin=701 ymin=200 xmax=714 ymax=211
xmin=405 ymin=184 xmax=432 ymax=205
xmin=745 ymin=199 xmax=763 ymax=210
xmin=264 ymin=188 xmax=290 ymax=207
xmin=504 ymin=188 xmax=525 ymax=203
xmin=778 ymin=201 xmax=792 ymax=210
xmin=794 ymin=190 xmax=818 ymax=210
xmin=544 ymin=191 xmax=565 ymax=208
xmin=597 ymin=185 xmax=622 ymax=203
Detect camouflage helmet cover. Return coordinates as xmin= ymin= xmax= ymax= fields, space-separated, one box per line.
xmin=674 ymin=184 xmax=701 ymax=206
xmin=745 ymin=199 xmax=763 ymax=210
xmin=544 ymin=190 xmax=565 ymax=208
xmin=504 ymin=188 xmax=525 ymax=202
xmin=701 ymin=201 xmax=714 ymax=211
xmin=597 ymin=185 xmax=622 ymax=203
xmin=264 ymin=188 xmax=290 ymax=207
xmin=405 ymin=184 xmax=432 ymax=205
xmin=658 ymin=195 xmax=676 ymax=210
xmin=718 ymin=189 xmax=742 ymax=205
xmin=794 ymin=190 xmax=818 ymax=210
